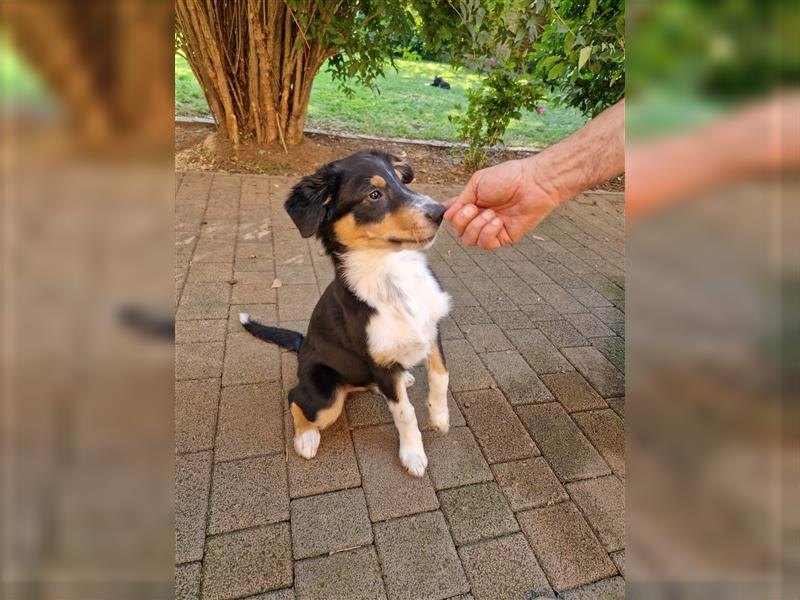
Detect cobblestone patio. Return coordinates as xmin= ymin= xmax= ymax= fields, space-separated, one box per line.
xmin=176 ymin=171 xmax=625 ymax=600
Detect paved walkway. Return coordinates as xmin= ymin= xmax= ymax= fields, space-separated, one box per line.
xmin=175 ymin=172 xmax=625 ymax=600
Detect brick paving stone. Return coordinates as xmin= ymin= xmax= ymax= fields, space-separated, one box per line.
xmin=442 ymin=340 xmax=495 ymax=392
xmin=276 ymin=264 xmax=317 ymax=285
xmin=507 ymin=261 xmax=553 ymax=286
xmin=506 ymin=329 xmax=574 ymax=374
xmin=566 ymin=475 xmax=625 ymax=552
xmin=176 ymin=342 xmax=224 ymax=380
xmin=176 ymin=562 xmax=201 ymax=600
xmin=193 ymin=240 xmax=235 ymax=263
xmin=609 ymin=321 xmax=625 ymax=338
xmin=352 ymin=425 xmax=438 ymax=522
xmin=590 ymin=306 xmax=625 ymax=325
xmin=439 ymin=316 xmax=464 ymax=339
xmin=187 ymin=262 xmax=233 ymax=283
xmin=455 ymin=389 xmax=538 ymax=463
xmin=559 ymin=576 xmax=625 ymax=600
xmin=517 ymin=503 xmax=616 ymax=592
xmin=247 ymin=591 xmax=295 ymax=600
xmin=280 ymin=351 xmax=298 ymax=393
xmin=572 ymin=409 xmax=625 ymax=478
xmin=481 ymin=351 xmax=553 ymax=405
xmin=488 ymin=310 xmax=533 ymax=330
xmin=472 ymin=254 xmax=516 ymax=279
xmin=235 ymin=241 xmax=273 ymax=259
xmin=439 ymin=276 xmax=480 ymax=307
xmin=516 ymin=403 xmax=610 ymax=482
xmin=176 ymin=319 xmax=227 ymax=344
xmin=458 ymin=533 xmax=552 ymax=600
xmin=540 ymin=372 xmax=607 ymax=413
xmin=581 ymin=274 xmax=624 ymax=301
xmin=285 ymin=412 xmax=361 ymax=499
xmin=290 ymin=488 xmax=372 ymax=559
xmin=202 ymin=524 xmax=292 ymax=600
xmin=346 ymin=391 xmax=393 ymax=428
xmin=591 ymin=336 xmax=625 ymax=372
xmin=472 ymin=288 xmax=515 ymax=312
xmin=215 ymin=383 xmax=284 ymax=461
xmin=530 ymin=284 xmax=585 ymax=314
xmin=422 ymin=427 xmax=493 ymax=490
xmin=564 ymin=312 xmax=615 ymax=339
xmin=607 ymin=396 xmax=624 ymax=419
xmin=439 ymin=482 xmax=519 ymax=545
xmin=222 ymin=331 xmax=281 ymax=386
xmin=176 ymin=379 xmax=219 ymax=453
xmin=277 ymin=284 xmax=319 ymax=321
xmin=566 ymin=286 xmax=613 ymax=308
xmin=493 ymin=275 xmax=537 ymax=302
xmin=522 ymin=304 xmax=561 ymax=322
xmin=175 ymin=451 xmax=212 ymax=564
xmin=374 ymin=511 xmax=469 ymax=600
xmin=450 ymin=306 xmax=493 ymax=327
xmin=610 ymin=550 xmax=625 ymax=576
xmin=462 ymin=323 xmax=513 ymax=353
xmin=231 ymin=282 xmax=278 ymax=305
xmin=177 ymin=283 xmax=230 ymax=320
xmin=235 ymin=257 xmax=276 ymax=272
xmin=536 ymin=320 xmax=589 ymax=348
xmin=562 ymin=347 xmax=624 ymax=398
xmin=208 ymin=455 xmax=289 ymax=535
xmin=491 ymin=457 xmax=568 ymax=511
xmin=294 ymin=546 xmax=386 ymax=600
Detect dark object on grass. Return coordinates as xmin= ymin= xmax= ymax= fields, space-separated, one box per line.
xmin=431 ymin=75 xmax=451 ymax=90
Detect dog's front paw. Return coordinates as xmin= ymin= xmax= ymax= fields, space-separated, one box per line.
xmin=294 ymin=428 xmax=320 ymax=459
xmin=429 ymin=409 xmax=450 ymax=434
xmin=399 ymin=446 xmax=428 ymax=477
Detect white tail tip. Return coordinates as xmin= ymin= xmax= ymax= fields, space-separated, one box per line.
xmin=239 ymin=312 xmax=250 ymax=325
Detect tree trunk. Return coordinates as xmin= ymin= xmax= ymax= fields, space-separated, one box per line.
xmin=176 ymin=0 xmax=330 ymax=152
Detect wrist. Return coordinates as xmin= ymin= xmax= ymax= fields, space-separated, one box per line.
xmin=520 ymin=152 xmax=572 ymax=209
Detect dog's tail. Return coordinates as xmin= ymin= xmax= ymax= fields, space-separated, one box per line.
xmin=239 ymin=313 xmax=304 ymax=353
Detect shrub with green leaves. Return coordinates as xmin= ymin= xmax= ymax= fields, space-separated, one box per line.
xmin=442 ymin=0 xmax=624 ymax=165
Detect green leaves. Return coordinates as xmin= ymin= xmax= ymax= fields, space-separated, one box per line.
xmin=578 ymin=45 xmax=593 ymax=69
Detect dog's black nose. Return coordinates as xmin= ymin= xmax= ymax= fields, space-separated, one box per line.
xmin=425 ymin=203 xmax=446 ymax=225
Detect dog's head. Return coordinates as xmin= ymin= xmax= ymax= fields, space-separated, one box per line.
xmin=284 ymin=150 xmax=445 ymax=253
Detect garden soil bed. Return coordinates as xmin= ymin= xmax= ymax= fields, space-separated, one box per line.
xmin=176 ymin=121 xmax=624 ymax=191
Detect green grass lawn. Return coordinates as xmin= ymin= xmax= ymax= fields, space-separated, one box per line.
xmin=175 ymin=54 xmax=586 ymax=147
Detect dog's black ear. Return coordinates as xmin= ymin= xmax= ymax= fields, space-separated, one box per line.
xmin=392 ymin=158 xmax=414 ymax=184
xmin=380 ymin=152 xmax=413 ymax=184
xmin=284 ymin=163 xmax=340 ymax=238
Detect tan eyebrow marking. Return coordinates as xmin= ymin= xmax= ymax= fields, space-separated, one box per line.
xmin=370 ymin=175 xmax=386 ymax=188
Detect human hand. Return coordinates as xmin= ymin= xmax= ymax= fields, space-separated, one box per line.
xmin=443 ymin=158 xmax=560 ymax=249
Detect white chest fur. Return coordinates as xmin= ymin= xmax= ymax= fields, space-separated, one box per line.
xmin=342 ymin=250 xmax=451 ymax=369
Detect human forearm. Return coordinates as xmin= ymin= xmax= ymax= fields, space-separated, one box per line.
xmin=525 ymin=99 xmax=626 ymax=205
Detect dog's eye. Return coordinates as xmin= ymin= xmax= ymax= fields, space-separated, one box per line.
xmin=368 ymin=190 xmax=382 ymax=201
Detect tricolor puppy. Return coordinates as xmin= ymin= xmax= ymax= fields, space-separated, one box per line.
xmin=240 ymin=149 xmax=451 ymax=477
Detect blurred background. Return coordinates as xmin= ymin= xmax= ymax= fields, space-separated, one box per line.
xmin=1 ymin=2 xmax=175 ymax=599
xmin=626 ymin=0 xmax=798 ymax=598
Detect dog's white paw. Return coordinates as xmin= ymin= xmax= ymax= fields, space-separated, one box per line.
xmin=294 ymin=428 xmax=320 ymax=459
xmin=402 ymin=371 xmax=415 ymax=388
xmin=399 ymin=445 xmax=428 ymax=477
xmin=429 ymin=408 xmax=450 ymax=434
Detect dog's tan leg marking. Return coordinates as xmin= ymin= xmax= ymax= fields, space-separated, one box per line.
xmin=290 ymin=388 xmax=347 ymax=459
xmin=387 ymin=374 xmax=428 ymax=477
xmin=426 ymin=345 xmax=450 ymax=433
